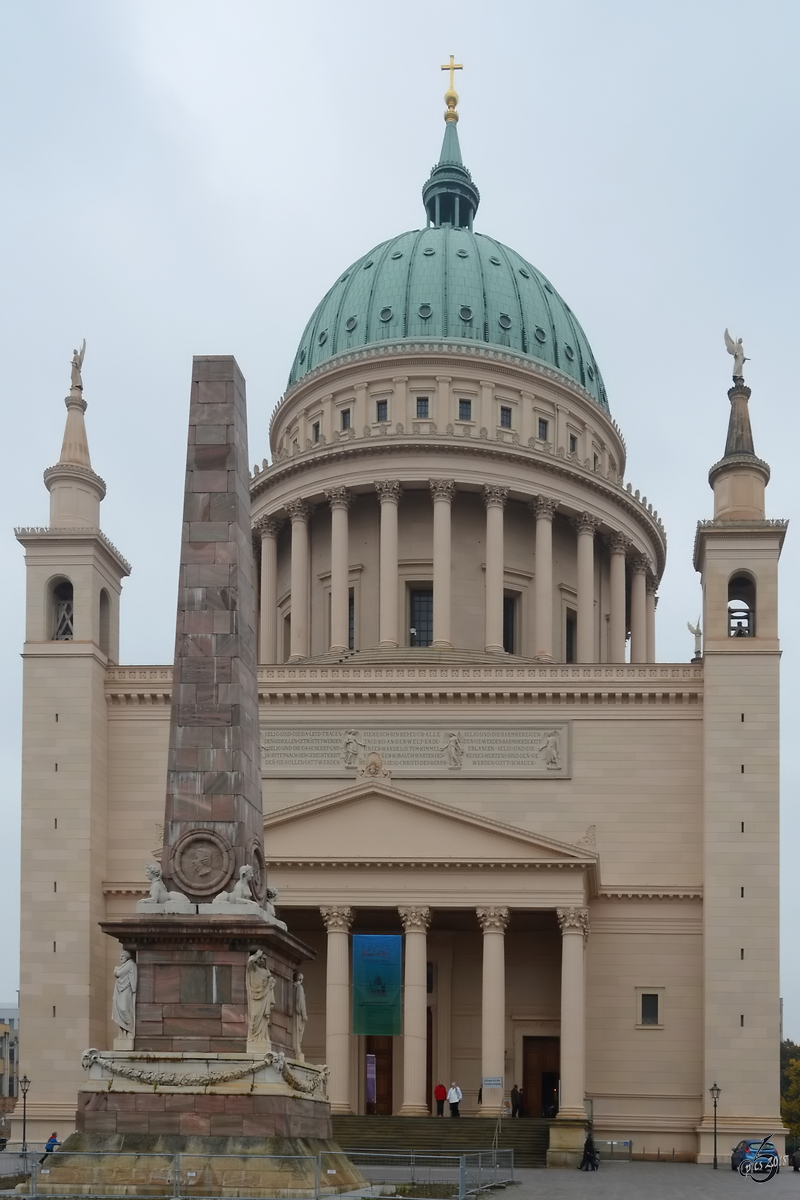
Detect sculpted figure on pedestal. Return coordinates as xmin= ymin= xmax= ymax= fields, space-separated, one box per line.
xmin=293 ymin=972 xmax=308 ymax=1060
xmin=136 ymin=864 xmax=194 ymax=914
xmin=70 ymin=340 xmax=86 ymax=391
xmin=724 ymin=329 xmax=748 ymax=381
xmin=202 ymin=865 xmax=288 ymax=929
xmin=246 ymin=950 xmax=276 ymax=1047
xmin=112 ymin=949 xmax=137 ymax=1039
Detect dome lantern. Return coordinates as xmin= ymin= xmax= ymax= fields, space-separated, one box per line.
xmin=422 ymin=57 xmax=479 ymax=230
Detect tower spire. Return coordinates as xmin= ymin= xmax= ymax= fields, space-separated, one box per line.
xmin=44 ymin=342 xmax=107 ymax=528
xmin=423 ymin=56 xmax=480 ymax=229
xmin=708 ymin=340 xmax=770 ymax=521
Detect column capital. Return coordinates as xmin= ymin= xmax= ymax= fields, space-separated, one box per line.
xmin=391 ymin=376 xmax=409 ymax=384
xmin=557 ymin=906 xmax=590 ymax=939
xmin=477 ymin=906 xmax=509 ymax=933
xmin=398 ymin=906 xmax=431 ymax=932
xmin=631 ymin=553 xmax=650 ymax=576
xmin=483 ymin=485 xmax=508 ymax=511
xmin=254 ymin=515 xmax=282 ymax=539
xmin=429 ymin=479 xmax=456 ymax=503
xmin=435 ymin=375 xmax=452 ymax=383
xmin=286 ymin=498 xmax=311 ymax=523
xmin=376 ymin=480 xmax=402 ymax=504
xmin=646 ymin=575 xmax=658 ymax=595
xmin=531 ymin=495 xmax=557 ymax=521
xmin=325 ymin=486 xmax=353 ymax=511
xmin=320 ymin=905 xmax=353 ymax=933
xmin=606 ymin=531 xmax=630 ymax=556
xmin=572 ymin=511 xmax=600 ymax=536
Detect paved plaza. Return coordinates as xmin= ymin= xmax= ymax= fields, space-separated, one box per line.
xmin=512 ymin=1162 xmax=800 ymax=1199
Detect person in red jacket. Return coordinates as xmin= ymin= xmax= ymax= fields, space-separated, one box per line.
xmin=434 ymin=1082 xmax=447 ymax=1117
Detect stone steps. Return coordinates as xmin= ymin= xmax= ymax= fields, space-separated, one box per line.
xmin=331 ymin=1115 xmax=549 ymax=1168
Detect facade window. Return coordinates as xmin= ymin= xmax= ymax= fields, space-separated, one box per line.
xmin=565 ymin=609 xmax=577 ymax=663
xmin=99 ymin=589 xmax=110 ymax=657
xmin=458 ymin=399 xmax=472 ymax=422
xmin=503 ymin=595 xmax=516 ymax=653
xmin=538 ymin=418 xmax=549 ymax=441
xmin=416 ymin=396 xmax=429 ymax=418
xmin=341 ymin=408 xmax=351 ymax=431
xmin=376 ymin=399 xmax=388 ymax=423
xmin=53 ymin=581 xmax=74 ymax=641
xmin=640 ymin=993 xmax=660 ymax=1025
xmin=312 ymin=421 xmax=320 ymax=443
xmin=348 ymin=590 xmax=355 ymax=651
xmin=569 ymin=433 xmax=578 ymax=455
xmin=500 ymin=406 xmax=512 ymax=429
xmin=729 ymin=574 xmax=756 ymax=637
xmin=409 ymin=589 xmax=433 ymax=647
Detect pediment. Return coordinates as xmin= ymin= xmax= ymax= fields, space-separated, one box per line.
xmin=264 ymin=781 xmax=596 ymax=868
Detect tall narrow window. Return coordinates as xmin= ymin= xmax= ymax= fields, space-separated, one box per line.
xmin=503 ymin=595 xmax=516 ymax=654
xmin=52 ymin=581 xmax=74 ymax=641
xmin=376 ymin=399 xmax=388 ymax=423
xmin=458 ymin=398 xmax=472 ymax=422
xmin=416 ymin=396 xmax=429 ymax=419
xmin=641 ymin=993 xmax=660 ymax=1025
xmin=348 ymin=590 xmax=355 ymax=651
xmin=565 ymin=609 xmax=577 ymax=663
xmin=409 ymin=589 xmax=433 ymax=647
xmin=341 ymin=408 xmax=351 ymax=431
xmin=728 ymin=574 xmax=756 ymax=637
xmin=538 ymin=418 xmax=549 ymax=441
xmin=312 ymin=421 xmax=320 ymax=443
xmin=99 ymin=589 xmax=110 ymax=657
xmin=569 ymin=433 xmax=578 ymax=455
xmin=499 ymin=406 xmax=512 ymax=429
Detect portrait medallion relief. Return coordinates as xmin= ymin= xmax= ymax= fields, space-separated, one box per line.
xmin=247 ymin=840 xmax=268 ymax=903
xmin=170 ymin=829 xmax=235 ymax=897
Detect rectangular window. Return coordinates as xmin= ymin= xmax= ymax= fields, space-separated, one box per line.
xmin=458 ymin=398 xmax=472 ymax=422
xmin=376 ymin=399 xmax=388 ymax=423
xmin=409 ymin=589 xmax=433 ymax=647
xmin=500 ymin=406 xmax=512 ymax=429
xmin=341 ymin=408 xmax=351 ymax=431
xmin=641 ymin=993 xmax=660 ymax=1025
xmin=416 ymin=396 xmax=429 ymax=418
xmin=593 ymin=453 xmax=599 ymax=470
xmin=348 ymin=590 xmax=355 ymax=651
xmin=569 ymin=433 xmax=578 ymax=455
xmin=503 ymin=595 xmax=516 ymax=653
xmin=538 ymin=417 xmax=549 ymax=441
xmin=565 ymin=609 xmax=576 ymax=663
xmin=312 ymin=421 xmax=320 ymax=443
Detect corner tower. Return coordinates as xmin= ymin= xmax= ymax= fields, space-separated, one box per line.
xmin=694 ymin=366 xmax=787 ymax=1159
xmin=14 ymin=347 xmax=130 ymax=1139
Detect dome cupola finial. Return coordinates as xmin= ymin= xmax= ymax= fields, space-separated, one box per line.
xmin=422 ymin=56 xmax=480 ymax=230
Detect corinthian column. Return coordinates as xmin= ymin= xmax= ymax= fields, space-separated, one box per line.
xmin=398 ymin=906 xmax=431 ymax=1115
xmin=477 ymin=906 xmax=509 ymax=1116
xmin=287 ymin=499 xmax=311 ymax=661
xmin=573 ymin=513 xmax=599 ymax=663
xmin=326 ymin=487 xmax=352 ymax=653
xmin=484 ymin=486 xmax=508 ymax=653
xmin=320 ymin=906 xmax=353 ymax=1114
xmin=630 ymin=555 xmax=649 ymax=664
xmin=533 ymin=497 xmax=557 ymax=661
xmin=607 ymin=533 xmax=629 ymax=664
xmin=430 ymin=481 xmax=455 ymax=647
xmin=556 ymin=907 xmax=589 ymax=1120
xmin=257 ymin=517 xmax=281 ymax=664
xmin=646 ymin=577 xmax=658 ymax=663
xmin=376 ymin=481 xmax=401 ymax=647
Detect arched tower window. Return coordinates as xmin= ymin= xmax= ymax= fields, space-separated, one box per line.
xmin=99 ymin=589 xmax=110 ymax=656
xmin=52 ymin=580 xmax=74 ymax=640
xmin=728 ymin=574 xmax=756 ymax=637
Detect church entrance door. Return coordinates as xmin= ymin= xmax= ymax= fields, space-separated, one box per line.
xmin=365 ymin=1036 xmax=394 ymax=1114
xmin=522 ymin=1036 xmax=560 ymax=1117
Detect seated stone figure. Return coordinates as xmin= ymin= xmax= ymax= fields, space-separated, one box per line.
xmin=136 ymin=864 xmax=194 ymax=914
xmin=201 ymin=865 xmax=287 ymax=929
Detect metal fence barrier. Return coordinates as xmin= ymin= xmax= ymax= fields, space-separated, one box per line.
xmin=324 ymin=1148 xmax=515 ymax=1198
xmin=594 ymin=1139 xmax=633 ymax=1161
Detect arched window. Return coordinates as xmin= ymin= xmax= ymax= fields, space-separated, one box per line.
xmin=52 ymin=580 xmax=74 ymax=640
xmin=728 ymin=574 xmax=756 ymax=637
xmin=99 ymin=589 xmax=110 ymax=656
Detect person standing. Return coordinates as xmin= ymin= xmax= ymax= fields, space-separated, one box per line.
xmin=510 ymin=1084 xmax=522 ymax=1118
xmin=447 ymin=1082 xmax=462 ymax=1117
xmin=434 ymin=1082 xmax=447 ymax=1117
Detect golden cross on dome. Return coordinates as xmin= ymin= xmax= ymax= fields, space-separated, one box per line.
xmin=441 ymin=55 xmax=463 ymax=93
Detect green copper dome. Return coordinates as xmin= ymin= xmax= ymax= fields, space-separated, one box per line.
xmin=287 ymin=117 xmax=608 ymax=411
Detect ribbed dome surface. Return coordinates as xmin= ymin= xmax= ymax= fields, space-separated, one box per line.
xmin=288 ymin=225 xmax=608 ymax=411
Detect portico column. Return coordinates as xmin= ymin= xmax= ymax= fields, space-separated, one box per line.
xmin=484 ymin=486 xmax=508 ymax=653
xmin=533 ymin=497 xmax=557 ymax=661
xmin=477 ymin=906 xmax=509 ymax=1116
xmin=376 ymin=481 xmax=401 ymax=647
xmin=326 ymin=487 xmax=352 ymax=653
xmin=646 ymin=577 xmax=658 ymax=663
xmin=573 ymin=513 xmax=599 ymax=662
xmin=556 ymin=907 xmax=589 ymax=1120
xmin=630 ymin=555 xmax=649 ymax=664
xmin=430 ymin=481 xmax=455 ymax=648
xmin=607 ymin=533 xmax=629 ymax=664
xmin=320 ymin=906 xmax=353 ymax=1114
xmin=257 ymin=517 xmax=281 ymax=664
xmin=287 ymin=499 xmax=311 ymax=661
xmin=398 ymin=906 xmax=431 ymax=1116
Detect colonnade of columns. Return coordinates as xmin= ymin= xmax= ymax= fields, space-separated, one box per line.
xmin=256 ymin=485 xmax=657 ymax=664
xmin=318 ymin=904 xmax=590 ymax=1119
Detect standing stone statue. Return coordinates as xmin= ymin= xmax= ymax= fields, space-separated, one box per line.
xmin=112 ymin=949 xmax=137 ymax=1042
xmin=70 ymin=340 xmax=86 ymax=392
xmin=246 ymin=950 xmax=276 ymax=1048
xmin=724 ymin=329 xmax=748 ymax=381
xmin=687 ymin=617 xmax=702 ymax=660
xmin=293 ymin=972 xmax=308 ymax=1061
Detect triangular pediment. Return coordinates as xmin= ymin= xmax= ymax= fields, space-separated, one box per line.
xmin=264 ymin=781 xmax=596 ymax=867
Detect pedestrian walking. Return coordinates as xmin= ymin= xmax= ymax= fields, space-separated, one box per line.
xmin=510 ymin=1084 xmax=522 ymax=1117
xmin=578 ymin=1134 xmax=599 ymax=1171
xmin=434 ymin=1082 xmax=447 ymax=1117
xmin=41 ymin=1133 xmax=60 ymax=1164
xmin=447 ymin=1082 xmax=462 ymax=1117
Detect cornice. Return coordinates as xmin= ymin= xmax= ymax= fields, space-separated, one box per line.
xmin=597 ymin=887 xmax=702 ymax=899
xmin=693 ymin=516 xmax=788 ymax=571
xmin=15 ymin=525 xmax=132 ymax=575
xmin=267 ymin=857 xmax=590 ymax=871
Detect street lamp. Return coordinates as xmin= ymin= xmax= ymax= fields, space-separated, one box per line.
xmin=19 ymin=1075 xmax=31 ymax=1153
xmin=709 ymin=1081 xmax=721 ymax=1169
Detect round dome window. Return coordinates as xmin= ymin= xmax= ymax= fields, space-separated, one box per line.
xmin=498 ymin=314 xmax=512 ymax=330
xmin=519 ymin=268 xmax=530 ymax=279
xmin=379 ymin=307 xmax=393 ymax=322
xmin=544 ymin=283 xmax=554 ymax=294
xmin=419 ymin=303 xmax=433 ymax=319
xmin=534 ymin=327 xmax=547 ymax=344
xmin=460 ymin=306 xmax=473 ymax=322
xmin=456 ymin=248 xmax=469 ymax=258
xmin=587 ymin=365 xmax=595 ymax=381
xmin=489 ymin=256 xmax=501 ymax=266
xmin=391 ymin=251 xmax=403 ymax=260
xmin=345 ymin=316 xmax=357 ymax=333
xmin=564 ymin=344 xmax=575 ymax=361
xmin=423 ymin=247 xmax=435 ymax=257
xmin=318 ymin=330 xmax=328 ymax=346
xmin=299 ymin=348 xmax=306 ymax=363
xmin=363 ymin=260 xmax=374 ymax=270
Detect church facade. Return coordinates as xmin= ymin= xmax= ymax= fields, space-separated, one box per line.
xmin=15 ymin=89 xmax=786 ymax=1163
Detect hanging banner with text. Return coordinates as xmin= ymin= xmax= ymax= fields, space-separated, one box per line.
xmin=352 ymin=934 xmax=402 ymax=1036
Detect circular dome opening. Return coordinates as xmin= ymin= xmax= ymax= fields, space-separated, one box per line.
xmin=391 ymin=251 xmax=403 ymax=260
xmin=564 ymin=344 xmax=575 ymax=361
xmin=499 ymin=314 xmax=512 ymax=330
xmin=534 ymin=327 xmax=547 ymax=343
xmin=345 ymin=316 xmax=357 ymax=332
xmin=456 ymin=248 xmax=469 ymax=258
xmin=380 ymin=307 xmax=393 ymax=322
xmin=423 ymin=247 xmax=435 ymax=257
xmin=459 ymin=305 xmax=473 ymax=322
xmin=318 ymin=331 xmax=328 ymax=346
xmin=419 ymin=303 xmax=432 ymax=319
xmin=519 ymin=268 xmax=530 ymax=279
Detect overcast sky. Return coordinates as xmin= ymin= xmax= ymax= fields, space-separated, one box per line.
xmin=2 ymin=0 xmax=799 ymax=1035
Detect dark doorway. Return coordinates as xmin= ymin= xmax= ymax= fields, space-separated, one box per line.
xmin=426 ymin=1006 xmax=433 ymax=1113
xmin=365 ymin=1035 xmax=393 ymax=1114
xmin=410 ymin=589 xmax=433 ymax=647
xmin=523 ymin=1036 xmax=560 ymax=1117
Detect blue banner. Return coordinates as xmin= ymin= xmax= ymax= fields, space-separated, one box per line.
xmin=352 ymin=934 xmax=402 ymax=1035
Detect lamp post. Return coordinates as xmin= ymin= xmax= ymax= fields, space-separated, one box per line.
xmin=709 ymin=1081 xmax=721 ymax=1169
xmin=20 ymin=1075 xmax=30 ymax=1153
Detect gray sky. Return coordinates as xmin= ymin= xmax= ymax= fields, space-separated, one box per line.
xmin=2 ymin=0 xmax=799 ymax=1032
